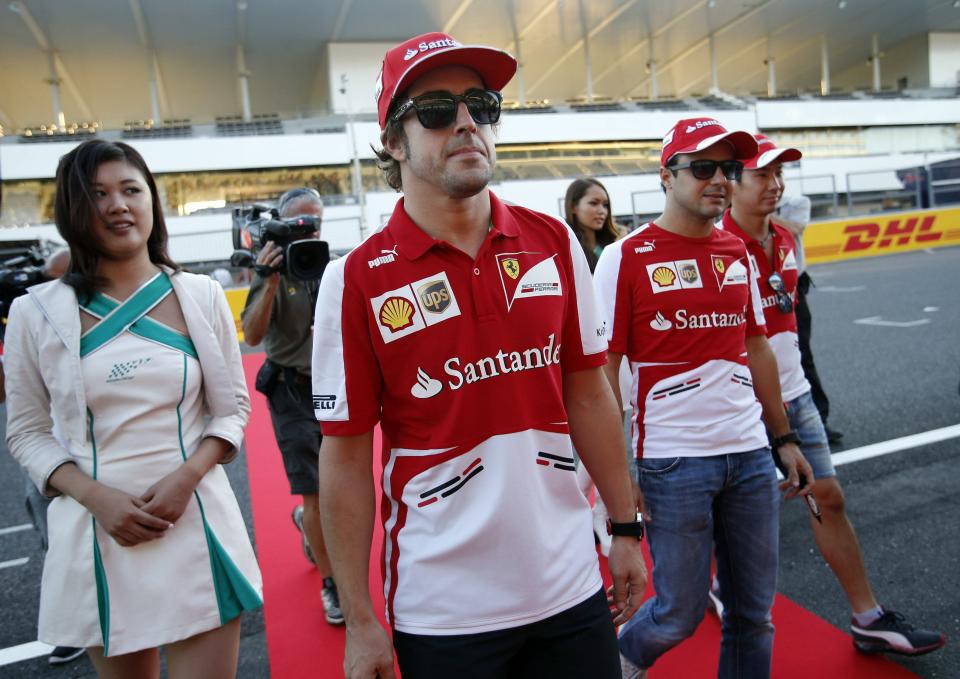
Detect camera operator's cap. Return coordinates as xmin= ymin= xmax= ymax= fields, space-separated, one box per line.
xmin=743 ymin=133 xmax=802 ymax=170
xmin=375 ymin=31 xmax=517 ymax=129
xmin=661 ymin=117 xmax=758 ymax=167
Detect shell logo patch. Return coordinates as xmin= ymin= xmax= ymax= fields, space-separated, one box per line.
xmin=652 ymin=266 xmax=676 ymax=287
xmin=370 ymin=271 xmax=461 ymax=344
xmin=378 ymin=296 xmax=415 ymax=332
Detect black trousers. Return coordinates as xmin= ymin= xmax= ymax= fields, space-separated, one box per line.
xmin=796 ymin=272 xmax=830 ymax=421
xmin=392 ymin=588 xmax=620 ymax=679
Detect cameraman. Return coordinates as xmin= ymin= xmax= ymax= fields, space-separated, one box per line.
xmin=240 ymin=187 xmax=343 ymax=625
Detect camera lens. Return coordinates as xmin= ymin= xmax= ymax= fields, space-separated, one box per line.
xmin=286 ymin=239 xmax=329 ymax=280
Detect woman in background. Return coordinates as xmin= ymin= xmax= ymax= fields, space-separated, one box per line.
xmin=564 ymin=177 xmax=620 ymax=273
xmin=4 ymin=140 xmax=261 ymax=679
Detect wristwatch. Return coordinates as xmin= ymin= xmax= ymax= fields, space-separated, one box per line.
xmin=771 ymin=430 xmax=801 ymax=451
xmin=607 ymin=515 xmax=644 ymax=541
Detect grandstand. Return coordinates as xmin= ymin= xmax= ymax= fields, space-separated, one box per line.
xmin=1 ymin=0 xmax=959 ymax=263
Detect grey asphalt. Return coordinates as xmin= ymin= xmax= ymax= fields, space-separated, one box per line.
xmin=0 ymin=245 xmax=957 ymax=678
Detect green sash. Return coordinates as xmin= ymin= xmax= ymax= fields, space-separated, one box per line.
xmin=79 ymin=272 xmax=198 ymax=359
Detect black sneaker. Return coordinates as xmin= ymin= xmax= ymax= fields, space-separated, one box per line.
xmin=851 ymin=609 xmax=946 ymax=656
xmin=825 ymin=426 xmax=844 ymax=444
xmin=48 ymin=646 xmax=84 ymax=665
xmin=321 ymin=577 xmax=345 ymax=625
xmin=291 ymin=505 xmax=316 ymax=565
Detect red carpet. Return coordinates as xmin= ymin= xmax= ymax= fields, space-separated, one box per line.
xmin=241 ymin=353 xmax=916 ymax=678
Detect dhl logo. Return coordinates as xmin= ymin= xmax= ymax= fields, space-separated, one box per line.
xmin=841 ymin=215 xmax=941 ymax=252
xmin=804 ymin=208 xmax=960 ymax=264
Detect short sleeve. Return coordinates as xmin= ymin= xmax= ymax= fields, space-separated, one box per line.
xmin=745 ymin=252 xmax=767 ymax=337
xmin=593 ymin=239 xmax=629 ymax=354
xmin=311 ymin=256 xmax=382 ymax=435
xmin=558 ymin=223 xmax=607 ymax=372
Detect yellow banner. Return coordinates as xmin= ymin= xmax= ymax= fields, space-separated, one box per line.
xmin=224 ymin=287 xmax=249 ymax=342
xmin=804 ymin=206 xmax=960 ymax=264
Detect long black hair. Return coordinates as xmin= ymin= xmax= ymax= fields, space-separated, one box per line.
xmin=54 ymin=139 xmax=178 ymax=302
xmin=564 ymin=177 xmax=618 ymax=271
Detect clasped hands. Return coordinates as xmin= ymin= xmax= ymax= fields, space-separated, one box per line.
xmin=82 ymin=466 xmax=201 ymax=547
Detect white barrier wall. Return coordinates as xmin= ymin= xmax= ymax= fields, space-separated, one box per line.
xmin=755 ymin=98 xmax=960 ymax=129
xmin=929 ymin=32 xmax=960 ymax=88
xmin=5 ymin=102 xmax=960 ymax=181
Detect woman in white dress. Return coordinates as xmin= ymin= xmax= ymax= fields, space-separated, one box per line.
xmin=4 ymin=140 xmax=262 ymax=679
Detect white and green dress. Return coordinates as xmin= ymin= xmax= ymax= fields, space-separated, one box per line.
xmin=39 ymin=273 xmax=262 ymax=656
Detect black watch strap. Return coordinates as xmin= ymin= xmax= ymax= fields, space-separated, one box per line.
xmin=771 ymin=430 xmax=801 ymax=451
xmin=606 ymin=516 xmax=644 ymax=540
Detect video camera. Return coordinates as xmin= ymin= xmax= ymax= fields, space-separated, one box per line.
xmin=0 ymin=246 xmax=49 ymax=332
xmin=230 ymin=205 xmax=329 ymax=280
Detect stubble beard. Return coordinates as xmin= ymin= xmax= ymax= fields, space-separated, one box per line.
xmin=440 ymin=164 xmax=493 ymax=199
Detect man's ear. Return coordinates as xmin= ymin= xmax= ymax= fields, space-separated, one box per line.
xmin=659 ymin=166 xmax=673 ymax=192
xmin=382 ymin=128 xmax=407 ymax=162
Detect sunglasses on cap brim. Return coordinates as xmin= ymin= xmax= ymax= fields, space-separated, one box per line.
xmin=390 ymin=89 xmax=503 ymax=129
xmin=670 ymin=159 xmax=744 ymax=181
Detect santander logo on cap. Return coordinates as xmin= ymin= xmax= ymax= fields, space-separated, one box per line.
xmin=403 ymin=37 xmax=460 ymax=61
xmin=685 ymin=119 xmax=721 ymax=134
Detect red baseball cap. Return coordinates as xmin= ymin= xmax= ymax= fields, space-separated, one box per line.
xmin=661 ymin=117 xmax=758 ymax=167
xmin=375 ymin=32 xmax=517 ymax=129
xmin=743 ymin=133 xmax=802 ymax=170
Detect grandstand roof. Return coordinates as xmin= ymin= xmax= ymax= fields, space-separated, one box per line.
xmin=1 ymin=0 xmax=958 ymax=132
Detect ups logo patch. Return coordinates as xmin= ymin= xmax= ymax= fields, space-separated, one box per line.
xmin=418 ymin=280 xmax=451 ymax=314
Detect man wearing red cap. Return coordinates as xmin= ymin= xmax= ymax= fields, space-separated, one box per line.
xmin=594 ymin=118 xmax=814 ymax=679
xmin=723 ymin=135 xmax=945 ymax=658
xmin=312 ymin=32 xmax=646 ymax=679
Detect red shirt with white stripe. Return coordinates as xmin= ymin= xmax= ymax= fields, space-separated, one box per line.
xmin=312 ymin=192 xmax=606 ymax=634
xmin=594 ymin=223 xmax=769 ymax=459
xmin=720 ymin=210 xmax=810 ymax=402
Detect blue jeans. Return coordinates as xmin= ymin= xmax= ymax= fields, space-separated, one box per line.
xmin=618 ymin=449 xmax=780 ymax=679
xmin=784 ymin=391 xmax=835 ymax=480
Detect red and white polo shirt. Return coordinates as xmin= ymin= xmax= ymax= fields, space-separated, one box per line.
xmin=594 ymin=223 xmax=769 ymax=460
xmin=312 ymin=191 xmax=606 ymax=635
xmin=720 ymin=210 xmax=810 ymax=402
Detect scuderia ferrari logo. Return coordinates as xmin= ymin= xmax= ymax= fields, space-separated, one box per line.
xmin=501 ymin=258 xmax=520 ymax=280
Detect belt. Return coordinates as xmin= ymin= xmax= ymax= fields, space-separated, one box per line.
xmin=277 ymin=370 xmax=311 ymax=385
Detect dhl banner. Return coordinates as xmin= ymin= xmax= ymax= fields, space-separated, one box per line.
xmin=804 ymin=206 xmax=960 ymax=264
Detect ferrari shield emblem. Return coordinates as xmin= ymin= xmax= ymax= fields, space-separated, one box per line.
xmin=502 ymin=258 xmax=520 ymax=280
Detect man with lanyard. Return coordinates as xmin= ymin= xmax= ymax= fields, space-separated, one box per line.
xmin=241 ymin=188 xmax=344 ymax=625
xmin=595 ymin=117 xmax=815 ymax=679
xmin=311 ymin=32 xmax=646 ymax=679
xmin=722 ymin=134 xmax=945 ymax=657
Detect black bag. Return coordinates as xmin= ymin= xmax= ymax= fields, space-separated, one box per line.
xmin=255 ymin=359 xmax=281 ymax=396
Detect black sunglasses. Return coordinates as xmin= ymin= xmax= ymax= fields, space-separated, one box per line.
xmin=391 ymin=89 xmax=503 ymax=129
xmin=670 ymin=159 xmax=744 ymax=181
xmin=767 ymin=272 xmax=794 ymax=313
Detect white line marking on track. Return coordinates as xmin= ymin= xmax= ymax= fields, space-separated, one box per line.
xmin=0 ymin=640 xmax=54 ymax=667
xmin=817 ymin=285 xmax=866 ymax=292
xmin=854 ymin=316 xmax=931 ymax=328
xmin=923 ymin=306 xmax=939 ymax=312
xmin=0 ymin=557 xmax=29 ymax=570
xmin=0 ymin=523 xmax=33 ymax=537
xmin=832 ymin=424 xmax=960 ymax=467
